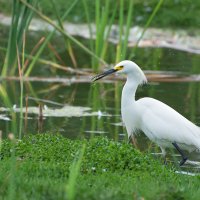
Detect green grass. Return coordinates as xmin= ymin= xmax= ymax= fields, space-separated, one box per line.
xmin=0 ymin=134 xmax=200 ymax=199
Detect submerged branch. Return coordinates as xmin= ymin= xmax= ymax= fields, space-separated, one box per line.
xmin=2 ymin=72 xmax=200 ymax=83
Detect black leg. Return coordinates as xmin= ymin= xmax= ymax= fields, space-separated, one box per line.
xmin=172 ymin=142 xmax=188 ymax=166
xmin=128 ymin=136 xmax=132 ymax=144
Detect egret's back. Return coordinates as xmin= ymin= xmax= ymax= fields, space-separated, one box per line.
xmin=136 ymin=97 xmax=200 ymax=151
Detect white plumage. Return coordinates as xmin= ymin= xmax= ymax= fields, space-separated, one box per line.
xmin=92 ymin=60 xmax=200 ymax=165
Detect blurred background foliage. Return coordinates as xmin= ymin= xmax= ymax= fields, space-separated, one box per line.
xmin=0 ymin=0 xmax=199 ymax=28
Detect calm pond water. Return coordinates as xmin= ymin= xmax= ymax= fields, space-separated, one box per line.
xmin=1 ymin=78 xmax=200 ymax=138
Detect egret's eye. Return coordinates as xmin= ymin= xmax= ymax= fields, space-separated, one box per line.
xmin=114 ymin=65 xmax=124 ymax=71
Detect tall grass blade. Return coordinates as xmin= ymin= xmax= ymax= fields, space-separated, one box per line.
xmin=2 ymin=0 xmax=38 ymax=76
xmin=91 ymin=0 xmax=117 ymax=71
xmin=0 ymin=85 xmax=17 ymax=135
xmin=116 ymin=0 xmax=124 ymax=62
xmin=23 ymin=37 xmax=45 ymax=75
xmin=50 ymin=0 xmax=77 ymax=68
xmin=83 ymin=0 xmax=117 ymax=70
xmin=121 ymin=0 xmax=133 ymax=60
xmin=81 ymin=0 xmax=94 ymax=52
xmin=20 ymin=0 xmax=107 ymax=66
xmin=16 ymin=38 xmax=24 ymax=139
xmin=66 ymin=144 xmax=86 ymax=200
xmin=129 ymin=0 xmax=164 ymax=59
xmin=116 ymin=0 xmax=134 ymax=62
xmin=24 ymin=0 xmax=79 ymax=76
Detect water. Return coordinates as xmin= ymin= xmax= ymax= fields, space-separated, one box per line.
xmin=1 ymin=75 xmax=200 ymax=139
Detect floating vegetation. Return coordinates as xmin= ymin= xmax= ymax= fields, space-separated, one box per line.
xmin=0 ymin=105 xmax=111 ymax=118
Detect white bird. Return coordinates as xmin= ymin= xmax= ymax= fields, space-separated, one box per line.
xmin=92 ymin=60 xmax=200 ymax=166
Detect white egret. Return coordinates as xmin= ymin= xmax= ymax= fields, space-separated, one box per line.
xmin=92 ymin=60 xmax=200 ymax=166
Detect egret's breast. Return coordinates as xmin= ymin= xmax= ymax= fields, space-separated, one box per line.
xmin=121 ymin=105 xmax=141 ymax=137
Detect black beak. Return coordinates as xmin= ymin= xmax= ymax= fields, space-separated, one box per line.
xmin=92 ymin=69 xmax=117 ymax=82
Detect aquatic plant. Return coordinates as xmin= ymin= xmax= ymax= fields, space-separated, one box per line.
xmin=1 ymin=0 xmax=38 ymax=76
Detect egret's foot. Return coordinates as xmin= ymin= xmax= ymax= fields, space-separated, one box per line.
xmin=172 ymin=142 xmax=188 ymax=166
xmin=179 ymin=157 xmax=188 ymax=166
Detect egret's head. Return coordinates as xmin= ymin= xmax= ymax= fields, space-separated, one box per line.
xmin=92 ymin=60 xmax=147 ymax=84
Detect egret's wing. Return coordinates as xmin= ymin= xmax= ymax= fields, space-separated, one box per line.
xmin=137 ymin=97 xmax=200 ymax=149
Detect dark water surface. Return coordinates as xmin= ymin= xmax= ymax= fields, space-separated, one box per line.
xmin=1 ymin=71 xmax=200 ymax=140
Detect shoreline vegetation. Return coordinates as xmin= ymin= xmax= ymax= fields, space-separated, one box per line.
xmin=0 ymin=134 xmax=200 ymax=199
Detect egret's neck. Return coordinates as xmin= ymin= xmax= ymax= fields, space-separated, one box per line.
xmin=121 ymin=76 xmax=139 ymax=107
